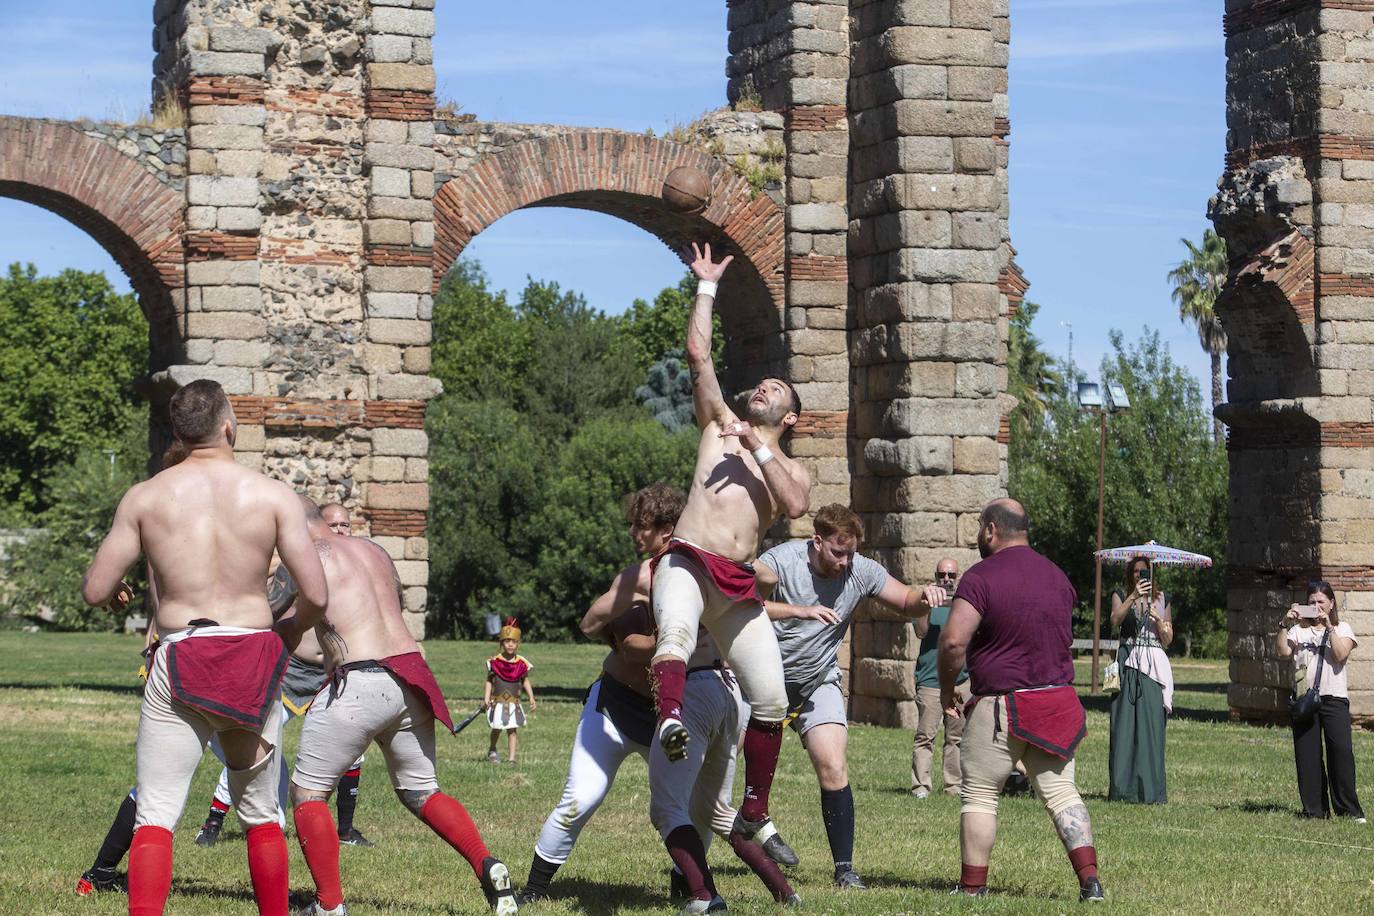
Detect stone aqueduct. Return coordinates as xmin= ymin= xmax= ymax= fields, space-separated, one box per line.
xmin=2 ymin=1 xmax=1373 ymax=723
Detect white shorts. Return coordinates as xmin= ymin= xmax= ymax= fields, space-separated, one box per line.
xmin=293 ymin=668 xmax=437 ymax=794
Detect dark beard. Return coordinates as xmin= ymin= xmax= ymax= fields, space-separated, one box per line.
xmin=745 ymin=399 xmax=785 ymax=427
xmin=977 ymin=533 xmax=992 ymax=558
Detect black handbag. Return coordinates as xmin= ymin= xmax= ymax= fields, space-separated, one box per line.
xmin=1289 ymin=628 xmax=1330 ymax=726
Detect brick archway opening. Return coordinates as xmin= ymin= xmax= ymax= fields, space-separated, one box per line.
xmin=433 ymin=131 xmax=786 ymax=391
xmin=0 ymin=118 xmax=185 ymax=370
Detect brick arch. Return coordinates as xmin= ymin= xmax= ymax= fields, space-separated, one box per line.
xmin=0 ymin=117 xmax=185 ymax=364
xmin=433 ymin=130 xmax=787 ymax=386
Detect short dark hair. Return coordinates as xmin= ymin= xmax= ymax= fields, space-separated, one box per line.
xmin=813 ymin=503 xmax=863 ymax=543
xmin=981 ymin=500 xmax=1029 ymax=536
xmin=782 ymin=379 xmax=802 ymax=418
xmin=169 ymin=379 xmax=230 ymax=444
xmin=623 ymin=482 xmax=686 ymax=530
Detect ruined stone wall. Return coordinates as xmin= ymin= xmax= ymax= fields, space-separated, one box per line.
xmin=845 ymin=0 xmax=1009 ymax=727
xmin=1216 ymin=2 xmax=1374 ymax=721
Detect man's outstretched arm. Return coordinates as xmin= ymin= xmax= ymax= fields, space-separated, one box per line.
xmin=685 ymin=242 xmax=734 ymax=429
xmin=83 ymin=490 xmax=142 ymax=608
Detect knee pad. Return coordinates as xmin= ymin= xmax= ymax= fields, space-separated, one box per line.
xmin=396 ymin=787 xmax=437 ymax=814
xmin=655 ymin=625 xmax=695 ymax=663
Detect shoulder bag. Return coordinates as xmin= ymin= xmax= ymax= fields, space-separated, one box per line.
xmin=1288 ymin=628 xmax=1330 ymax=726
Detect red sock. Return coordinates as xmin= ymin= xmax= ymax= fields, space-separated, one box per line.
xmin=129 ymin=826 xmax=174 ymax=916
xmin=960 ymin=863 xmax=989 ymax=892
xmin=246 ymin=823 xmax=289 ymax=916
xmin=664 ymin=825 xmax=715 ymax=901
xmin=419 ymin=792 xmax=490 ymax=876
xmin=740 ymin=717 xmax=783 ymax=822
xmin=293 ymin=801 xmax=344 ymax=909
xmin=651 ymin=659 xmax=686 ymax=722
xmin=1068 ymin=845 xmax=1098 ymax=883
xmin=210 ymin=797 xmax=231 ymax=815
xmin=728 ymin=829 xmax=793 ymax=902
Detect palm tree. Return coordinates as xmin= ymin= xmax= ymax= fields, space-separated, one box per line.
xmin=1168 ymin=229 xmax=1229 ymax=445
xmin=1008 ymin=301 xmax=1063 ymax=436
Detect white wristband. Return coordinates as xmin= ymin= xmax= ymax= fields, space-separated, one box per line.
xmin=752 ymin=444 xmax=775 ymax=466
xmin=697 ymin=280 xmax=718 ymax=299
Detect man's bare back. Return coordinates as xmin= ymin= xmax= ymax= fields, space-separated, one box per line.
xmin=308 ymin=534 xmax=418 ymax=672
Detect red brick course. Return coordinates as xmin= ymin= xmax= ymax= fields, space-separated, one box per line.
xmin=187 ymin=232 xmax=259 ymax=261
xmin=432 ymin=130 xmax=785 ymax=311
xmin=186 ymin=76 xmax=265 ymax=106
xmin=364 ymin=508 xmax=427 ymax=537
xmin=792 ymin=410 xmax=846 ymax=438
xmin=1226 ymin=134 xmax=1374 ymax=170
xmin=365 ymin=244 xmax=431 ymax=267
xmin=365 ymin=89 xmax=434 ymax=122
xmin=785 ymin=106 xmax=846 ymax=132
xmin=1230 ymin=565 xmax=1374 ymax=592
xmin=1227 ymin=422 xmax=1374 ymax=450
xmin=789 ymin=254 xmax=846 ymax=281
xmin=228 ymin=397 xmax=427 ymax=430
xmin=0 ymin=117 xmax=185 ymax=308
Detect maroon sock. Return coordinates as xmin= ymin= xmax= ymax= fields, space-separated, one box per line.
xmin=664 ymin=825 xmax=715 ymax=901
xmin=1068 ymin=845 xmax=1098 ymax=883
xmin=740 ymin=717 xmax=783 ymax=822
xmin=960 ymin=863 xmax=989 ymax=892
xmin=651 ymin=659 xmax=687 ymax=722
xmin=728 ymin=829 xmax=794 ymax=902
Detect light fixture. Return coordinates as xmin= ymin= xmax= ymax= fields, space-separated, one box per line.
xmin=1076 ymin=382 xmax=1102 ymax=409
xmin=1106 ymin=383 xmax=1130 ymax=411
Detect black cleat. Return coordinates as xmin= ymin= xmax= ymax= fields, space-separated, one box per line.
xmin=658 ymin=718 xmax=690 ymax=762
xmin=194 ymin=816 xmax=223 ymax=847
xmin=732 ymin=812 xmax=798 ymax=867
xmin=514 ymin=889 xmax=546 ymax=906
xmin=75 ymin=867 xmax=126 ymax=895
xmin=1079 ymin=877 xmax=1104 ymax=902
xmin=480 ymin=856 xmax=518 ymax=915
xmin=761 ymin=831 xmax=799 ymax=867
xmin=669 ymin=869 xmax=691 ymax=901
xmin=834 ymin=865 xmax=867 ymax=890
xmin=338 ymin=827 xmax=374 ymax=847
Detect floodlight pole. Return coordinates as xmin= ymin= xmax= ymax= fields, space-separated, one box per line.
xmin=1091 ymin=409 xmax=1107 ymax=694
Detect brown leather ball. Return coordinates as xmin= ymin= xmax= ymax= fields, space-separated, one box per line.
xmin=662 ymin=166 xmax=712 ymax=213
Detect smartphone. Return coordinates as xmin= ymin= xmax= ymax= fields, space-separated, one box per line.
xmin=1138 ymin=567 xmax=1151 ymax=583
xmin=1296 ymin=604 xmax=1320 ymax=620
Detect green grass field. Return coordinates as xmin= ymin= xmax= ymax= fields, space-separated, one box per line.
xmin=1 ymin=634 xmax=1371 ymax=915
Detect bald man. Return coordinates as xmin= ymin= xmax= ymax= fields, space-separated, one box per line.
xmin=939 ymin=499 xmax=1102 ymax=901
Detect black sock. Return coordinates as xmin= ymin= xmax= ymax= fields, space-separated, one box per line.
xmin=93 ymin=791 xmax=138 ymax=872
xmin=524 ymin=852 xmax=561 ymax=896
xmin=336 ymin=767 xmax=361 ymax=834
xmin=820 ymin=784 xmax=855 ymax=868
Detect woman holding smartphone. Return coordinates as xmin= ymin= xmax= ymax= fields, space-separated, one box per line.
xmin=1276 ymin=582 xmax=1366 ymax=820
xmin=1108 ymin=557 xmax=1173 ymax=803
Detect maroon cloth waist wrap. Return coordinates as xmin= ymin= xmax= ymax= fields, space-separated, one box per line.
xmin=166 ymin=631 xmax=289 ymax=730
xmin=379 ymin=652 xmax=455 ymax=734
xmin=651 ymin=539 xmax=759 ymax=603
xmin=981 ymin=685 xmax=1086 ymax=760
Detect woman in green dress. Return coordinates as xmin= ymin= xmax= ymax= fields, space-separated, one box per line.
xmin=1108 ymin=557 xmax=1174 ymax=803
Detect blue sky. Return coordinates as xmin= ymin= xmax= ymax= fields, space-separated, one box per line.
xmin=0 ymin=0 xmax=1221 ymax=400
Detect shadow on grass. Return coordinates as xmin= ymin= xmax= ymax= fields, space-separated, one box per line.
xmin=864 ymin=871 xmax=1035 ymax=899
xmin=0 ymin=680 xmax=143 ymax=695
xmin=1178 ymin=681 xmax=1229 ymax=694
xmin=542 ymin=876 xmax=663 ymax=913
xmin=1208 ymin=800 xmax=1294 ymax=815
xmin=1081 ymin=692 xmax=1229 ymax=724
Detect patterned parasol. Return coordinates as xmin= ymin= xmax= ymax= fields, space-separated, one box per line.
xmin=1094 ymin=540 xmax=1212 ymax=569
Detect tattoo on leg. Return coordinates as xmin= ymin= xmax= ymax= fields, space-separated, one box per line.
xmin=1052 ymin=803 xmax=1094 ymax=850
xmin=396 ymin=788 xmax=436 ymax=814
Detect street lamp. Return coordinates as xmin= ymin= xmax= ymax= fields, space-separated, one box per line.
xmin=1077 ymin=380 xmax=1130 ymax=693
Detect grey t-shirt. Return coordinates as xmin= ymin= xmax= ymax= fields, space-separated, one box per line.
xmin=759 ymin=539 xmax=889 ymax=703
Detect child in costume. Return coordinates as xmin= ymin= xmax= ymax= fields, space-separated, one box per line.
xmin=485 ymin=618 xmax=536 ymax=763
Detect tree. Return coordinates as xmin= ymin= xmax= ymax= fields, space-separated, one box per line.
xmin=636 ymin=352 xmax=695 ymax=432
xmin=1010 ymin=328 xmax=1228 ymax=652
xmin=617 ymin=272 xmax=724 ymax=375
xmin=2 ymin=416 xmax=150 ymax=631
xmin=0 ymin=264 xmax=149 ymax=518
xmin=1168 ymin=229 xmax=1229 ymax=445
xmin=1006 ymin=301 xmax=1063 ymax=436
xmin=430 ymin=260 xmax=529 ymax=403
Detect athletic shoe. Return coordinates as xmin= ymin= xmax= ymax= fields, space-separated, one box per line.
xmin=679 ymin=896 xmax=727 ymax=914
xmin=950 ymin=885 xmax=989 ymax=897
xmin=295 ymin=902 xmax=347 ymax=916
xmin=658 ymin=717 xmax=690 ymax=762
xmin=338 ymin=827 xmax=374 ymax=847
xmin=669 ymin=869 xmax=690 ymax=901
xmin=834 ymin=865 xmax=867 ymax=890
xmin=514 ymin=889 xmax=546 ymax=906
xmin=75 ymin=867 xmax=126 ymax=895
xmin=480 ymin=855 xmax=518 ymax=915
xmin=1356 ymin=817 xmax=1368 ymax=824
xmin=1079 ymin=877 xmax=1105 ymax=902
xmin=747 ymin=817 xmax=799 ymax=867
xmin=194 ymin=816 xmax=223 ymax=847
xmin=487 ymin=750 xmax=501 ymax=764
xmin=783 ymin=893 xmax=802 ymax=907
xmin=911 ymin=789 xmax=930 ymax=799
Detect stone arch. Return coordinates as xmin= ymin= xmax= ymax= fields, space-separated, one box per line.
xmin=0 ymin=117 xmax=185 ymax=367
xmin=433 ymin=130 xmax=786 ymax=388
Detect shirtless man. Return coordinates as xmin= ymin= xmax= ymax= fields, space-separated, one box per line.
xmin=81 ymin=379 xmax=328 ymax=916
xmin=650 ymin=243 xmax=810 ymax=848
xmin=194 ymin=504 xmax=373 ymax=849
xmin=286 ymin=499 xmax=516 ymax=916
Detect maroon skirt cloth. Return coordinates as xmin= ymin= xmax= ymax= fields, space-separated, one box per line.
xmin=166 ymin=631 xmax=288 ymax=730
xmin=379 ymin=652 xmax=455 ymax=734
xmin=1005 ymin=685 xmax=1087 ymax=759
xmin=650 ymin=539 xmax=759 ymax=603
